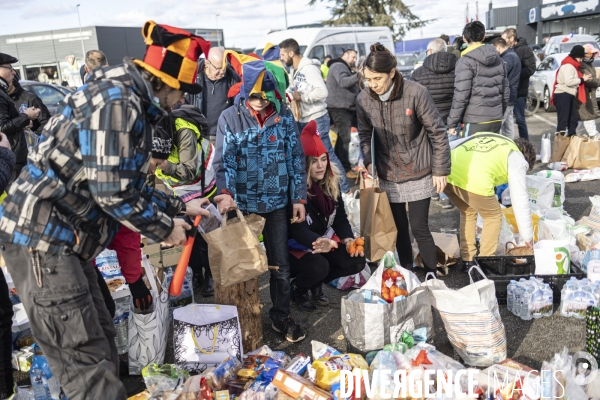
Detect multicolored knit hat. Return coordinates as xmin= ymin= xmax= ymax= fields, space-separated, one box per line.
xmin=134 ymin=20 xmax=211 ymax=95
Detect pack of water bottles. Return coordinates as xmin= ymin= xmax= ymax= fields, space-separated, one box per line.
xmin=507 ymin=277 xmax=554 ymax=320
xmin=559 ymin=277 xmax=599 ymax=318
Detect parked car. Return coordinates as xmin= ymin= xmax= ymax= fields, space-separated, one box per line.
xmin=530 ymin=53 xmax=600 ymax=112
xmin=395 ymin=53 xmax=417 ymax=76
xmin=19 ymin=80 xmax=69 ymax=115
xmin=412 ymin=51 xmax=427 ymax=74
xmin=544 ymin=34 xmax=599 ymax=57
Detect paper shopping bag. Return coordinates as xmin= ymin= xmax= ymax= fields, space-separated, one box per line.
xmin=562 ymin=134 xmax=582 ymax=167
xmin=551 ymin=133 xmax=571 ymax=163
xmin=423 ymin=265 xmax=507 ymax=367
xmin=173 ymin=304 xmax=243 ymax=373
xmin=203 ymin=209 xmax=268 ymax=287
xmin=575 ymin=135 xmax=600 ymax=169
xmin=534 ymin=240 xmax=571 ymax=275
xmin=128 ymin=257 xmax=169 ymax=375
xmin=360 ymin=184 xmax=397 ymax=262
xmin=411 ymin=233 xmax=460 ymax=275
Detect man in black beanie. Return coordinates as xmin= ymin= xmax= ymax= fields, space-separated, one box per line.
xmin=0 ymin=53 xmax=40 ymax=179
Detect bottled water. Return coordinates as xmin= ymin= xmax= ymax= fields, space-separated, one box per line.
xmin=521 ymin=285 xmax=535 ymax=320
xmin=542 ymin=284 xmax=554 ymax=317
xmin=507 ymin=280 xmax=517 ymax=314
xmin=561 ymin=282 xmax=573 ymax=317
xmin=113 ymin=296 xmax=130 ymax=355
xmin=530 ymin=286 xmax=544 ymax=319
xmin=513 ymin=284 xmax=523 ymax=317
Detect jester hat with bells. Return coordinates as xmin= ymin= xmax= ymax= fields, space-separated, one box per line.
xmin=134 ymin=20 xmax=211 ymax=94
xmin=223 ymin=43 xmax=289 ymax=112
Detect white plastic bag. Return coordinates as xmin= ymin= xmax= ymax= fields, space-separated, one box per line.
xmin=496 ymin=214 xmax=515 ymax=256
xmin=343 ymin=191 xmax=360 ymax=235
xmin=541 ymin=134 xmax=551 ymax=163
xmin=328 ymin=264 xmax=371 ymax=290
xmin=533 ymin=170 xmax=565 ymax=209
xmin=362 ymin=252 xmax=422 ymax=293
xmin=534 ymin=240 xmax=572 ymax=275
xmin=526 ymin=175 xmax=557 ymax=211
xmin=501 ymin=187 xmax=511 ymax=206
xmin=348 ymin=128 xmax=360 ymax=166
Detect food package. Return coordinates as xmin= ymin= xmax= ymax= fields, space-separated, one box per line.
xmin=223 ymin=377 xmax=254 ymax=396
xmin=248 ymin=345 xmax=291 ymax=367
xmin=205 ymin=357 xmax=242 ymax=390
xmin=312 ymin=354 xmax=368 ymax=391
xmin=272 ymin=370 xmax=333 ymax=400
xmin=141 ymin=364 xmax=190 ymax=397
xmin=482 ymin=358 xmax=540 ymax=400
xmin=238 ymin=355 xmax=282 ymax=382
xmin=285 ymin=354 xmax=311 ymax=375
xmin=95 ymin=249 xmax=127 ymax=293
xmin=311 ymin=341 xmax=341 ymax=360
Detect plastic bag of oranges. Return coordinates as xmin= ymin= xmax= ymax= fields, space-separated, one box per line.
xmin=362 ymin=252 xmax=422 ymax=301
xmin=381 ymin=267 xmax=408 ymax=303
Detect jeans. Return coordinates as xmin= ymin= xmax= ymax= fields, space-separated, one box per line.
xmin=1 ymin=243 xmax=126 ymax=400
xmin=389 ymin=199 xmax=437 ymax=274
xmin=298 ymin=114 xmax=350 ymax=193
xmin=464 ymin=121 xmax=502 ymax=136
xmin=0 ymin=272 xmax=13 ymax=398
xmin=260 ymin=207 xmax=292 ymax=322
xmin=289 ymin=247 xmax=365 ymax=295
xmin=501 ymin=105 xmax=515 ymax=139
xmin=554 ymin=92 xmax=579 ymax=136
xmin=189 ymin=234 xmax=212 ymax=281
xmin=514 ymin=97 xmax=529 ymax=140
xmin=328 ymin=108 xmax=354 ymax=172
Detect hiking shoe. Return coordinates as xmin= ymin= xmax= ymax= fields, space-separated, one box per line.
xmin=438 ymin=198 xmax=454 ymax=209
xmin=310 ymin=284 xmax=330 ymax=306
xmin=201 ymin=277 xmax=214 ymax=297
xmin=272 ymin=317 xmax=307 ymax=343
xmin=292 ymin=286 xmax=318 ymax=313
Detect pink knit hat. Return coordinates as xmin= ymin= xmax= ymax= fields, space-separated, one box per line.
xmin=583 ymin=43 xmax=600 ymax=57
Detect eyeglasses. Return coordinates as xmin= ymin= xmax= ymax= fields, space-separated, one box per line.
xmin=206 ymin=59 xmax=225 ymax=72
xmin=0 ymin=65 xmax=15 ymax=72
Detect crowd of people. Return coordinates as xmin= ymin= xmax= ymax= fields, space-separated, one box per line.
xmin=0 ymin=17 xmax=597 ymax=400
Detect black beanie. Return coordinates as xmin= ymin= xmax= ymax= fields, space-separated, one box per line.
xmin=570 ymin=45 xmax=585 ymax=59
xmin=152 ymin=126 xmax=172 ymax=160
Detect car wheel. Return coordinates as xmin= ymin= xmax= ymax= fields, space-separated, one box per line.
xmin=544 ymin=86 xmax=556 ymax=112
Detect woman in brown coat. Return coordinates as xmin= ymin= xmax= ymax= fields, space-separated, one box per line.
xmin=357 ymin=43 xmax=450 ymax=275
xmin=577 ymin=44 xmax=600 ymax=137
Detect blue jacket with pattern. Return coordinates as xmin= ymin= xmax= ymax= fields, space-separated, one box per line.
xmin=214 ymin=96 xmax=307 ymax=214
xmin=0 ymin=63 xmax=184 ymax=261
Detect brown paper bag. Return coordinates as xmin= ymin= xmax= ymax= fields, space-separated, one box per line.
xmin=360 ymin=182 xmax=397 ymax=262
xmin=202 ymin=209 xmax=268 ymax=287
xmin=574 ymin=135 xmax=600 ymax=169
xmin=562 ymin=134 xmax=582 ymax=167
xmin=551 ymin=132 xmax=571 ymax=163
xmin=412 ymin=232 xmax=460 ymax=275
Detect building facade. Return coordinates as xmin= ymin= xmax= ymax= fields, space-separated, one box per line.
xmin=0 ymin=26 xmax=224 ymax=87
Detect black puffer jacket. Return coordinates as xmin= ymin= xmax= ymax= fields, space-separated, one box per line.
xmin=412 ymin=52 xmax=457 ymax=124
xmin=0 ymin=146 xmax=15 ymax=192
xmin=513 ymin=37 xmax=537 ymax=98
xmin=0 ymin=88 xmax=28 ymax=175
xmin=9 ymin=81 xmax=51 ymax=134
xmin=447 ymin=45 xmax=509 ymax=128
xmin=357 ymin=73 xmax=450 ymax=184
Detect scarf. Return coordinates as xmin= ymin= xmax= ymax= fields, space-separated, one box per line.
xmin=308 ymin=181 xmax=335 ymax=217
xmin=551 ymin=56 xmax=587 ymax=105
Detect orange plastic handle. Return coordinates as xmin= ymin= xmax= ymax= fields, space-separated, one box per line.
xmin=169 ymin=215 xmax=201 ymax=297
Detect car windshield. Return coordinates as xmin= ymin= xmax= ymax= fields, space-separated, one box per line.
xmin=396 ymin=54 xmax=416 ymax=66
xmin=416 ymin=52 xmax=427 ymax=63
xmin=561 ymin=41 xmax=599 ymax=54
xmin=31 ymin=85 xmax=64 ymax=106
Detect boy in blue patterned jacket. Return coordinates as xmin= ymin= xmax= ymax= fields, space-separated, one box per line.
xmin=214 ymin=51 xmax=308 ymax=343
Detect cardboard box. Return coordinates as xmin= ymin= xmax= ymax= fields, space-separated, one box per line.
xmin=143 ymin=243 xmax=183 ymax=268
xmin=272 ymin=370 xmax=333 ymax=400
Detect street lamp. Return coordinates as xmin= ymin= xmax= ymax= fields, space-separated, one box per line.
xmin=215 ymin=14 xmax=221 ymax=48
xmin=283 ymin=0 xmax=288 ymax=29
xmin=76 ymin=4 xmax=85 ymax=60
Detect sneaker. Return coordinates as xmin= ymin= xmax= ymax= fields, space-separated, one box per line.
xmin=438 ymin=198 xmax=454 ymax=209
xmin=431 ymin=193 xmax=440 ymax=201
xmin=272 ymin=316 xmax=306 ymax=343
xmin=462 ymin=260 xmax=475 ymax=273
xmin=310 ymin=284 xmax=330 ymax=306
xmin=201 ymin=276 xmax=214 ymax=297
xmin=291 ymin=285 xmax=318 ymax=313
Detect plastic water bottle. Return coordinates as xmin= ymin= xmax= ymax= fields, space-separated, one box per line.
xmin=507 ymin=280 xmax=517 ymax=314
xmin=571 ymin=285 xmax=596 ymax=319
xmin=521 ymin=285 xmax=534 ymax=320
xmin=531 ymin=286 xmax=544 ymax=319
xmin=30 ymin=366 xmax=51 ymax=400
xmin=113 ymin=296 xmax=130 ymax=355
xmin=561 ymin=282 xmax=573 ymax=317
xmin=593 ymin=284 xmax=600 ymax=305
xmin=543 ymin=284 xmax=554 ymax=317
xmin=513 ymin=284 xmax=523 ymax=317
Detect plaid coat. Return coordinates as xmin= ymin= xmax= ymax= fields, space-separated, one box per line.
xmin=0 ymin=63 xmax=184 ymax=261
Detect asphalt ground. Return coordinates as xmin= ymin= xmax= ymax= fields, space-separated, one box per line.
xmin=13 ymin=110 xmax=596 ymax=390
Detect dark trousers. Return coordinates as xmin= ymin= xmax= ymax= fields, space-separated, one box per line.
xmin=261 ymin=208 xmax=291 ymax=322
xmin=0 ymin=272 xmax=13 ymax=398
xmin=329 ymin=108 xmax=354 ymax=171
xmin=189 ymin=234 xmax=211 ymax=281
xmin=1 ymin=244 xmax=127 ymax=400
xmin=289 ymin=247 xmax=365 ymax=295
xmin=464 ymin=120 xmax=502 ymax=136
xmin=390 ymin=199 xmax=437 ymax=274
xmin=554 ymin=92 xmax=579 ymax=136
xmin=514 ymin=96 xmax=529 ymax=140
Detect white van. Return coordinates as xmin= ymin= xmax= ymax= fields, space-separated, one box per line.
xmin=254 ymin=25 xmax=394 ymax=62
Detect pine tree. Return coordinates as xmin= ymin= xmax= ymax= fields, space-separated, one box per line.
xmin=308 ymin=0 xmax=434 ymax=42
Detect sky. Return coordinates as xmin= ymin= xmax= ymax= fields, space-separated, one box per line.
xmin=0 ymin=0 xmax=518 ymax=49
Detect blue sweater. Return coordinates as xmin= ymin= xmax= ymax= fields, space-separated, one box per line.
xmin=501 ymin=48 xmax=522 ymax=106
xmin=214 ymin=97 xmax=307 ymax=214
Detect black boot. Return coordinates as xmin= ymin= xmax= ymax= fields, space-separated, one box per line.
xmin=462 ymin=260 xmax=475 ymax=273
xmin=291 ymin=283 xmax=318 ymax=313
xmin=201 ymin=267 xmax=214 ymax=297
xmin=311 ymin=283 xmax=329 ymax=306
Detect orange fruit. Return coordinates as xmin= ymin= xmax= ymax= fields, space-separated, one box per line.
xmin=355 ymin=238 xmax=365 ymax=246
xmin=382 ymin=287 xmax=390 ymax=295
xmin=356 ymin=245 xmax=364 ymax=253
xmin=349 ymin=245 xmax=356 ymax=254
xmin=390 ymin=271 xmax=400 ymax=279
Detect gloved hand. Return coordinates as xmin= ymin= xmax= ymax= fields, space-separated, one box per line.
xmin=129 ymin=277 xmax=153 ymax=312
